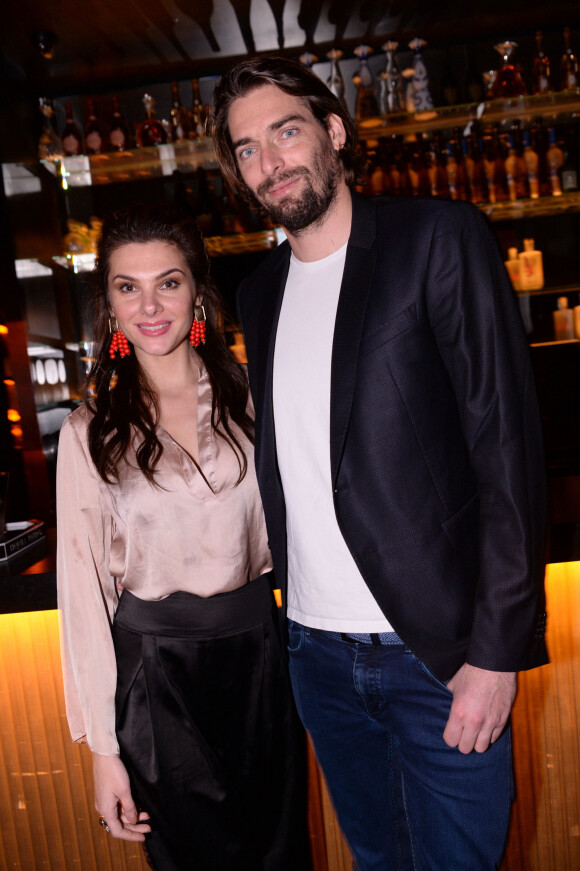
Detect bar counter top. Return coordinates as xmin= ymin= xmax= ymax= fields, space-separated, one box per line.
xmin=0 ymin=527 xmax=56 ymax=613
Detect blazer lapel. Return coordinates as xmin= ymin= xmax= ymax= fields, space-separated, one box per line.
xmin=330 ymin=195 xmax=378 ymax=485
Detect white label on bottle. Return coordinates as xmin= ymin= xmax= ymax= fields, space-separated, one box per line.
xmin=62 ymin=135 xmax=80 ymax=155
xmin=86 ymin=131 xmax=102 ymax=152
xmin=110 ymin=129 xmax=126 ymax=148
xmin=562 ymin=169 xmax=578 ymax=191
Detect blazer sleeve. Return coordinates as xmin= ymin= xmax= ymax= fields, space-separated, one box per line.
xmin=425 ymin=203 xmax=547 ymax=672
xmin=56 ymin=410 xmax=121 ymax=756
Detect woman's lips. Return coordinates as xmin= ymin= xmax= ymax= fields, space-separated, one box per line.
xmin=136 ymin=321 xmax=171 ymax=335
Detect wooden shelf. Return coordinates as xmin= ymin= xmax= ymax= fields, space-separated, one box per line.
xmin=40 ymin=138 xmax=217 ymax=188
xmin=357 ymin=90 xmax=580 ymax=141
xmin=479 ymin=191 xmax=580 ymax=222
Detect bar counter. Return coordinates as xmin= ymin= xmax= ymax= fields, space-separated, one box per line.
xmin=1 ymin=531 xmax=579 ymax=870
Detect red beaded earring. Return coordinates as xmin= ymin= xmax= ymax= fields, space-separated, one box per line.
xmin=189 ymin=305 xmax=207 ymax=348
xmin=108 ymin=316 xmax=131 ymax=359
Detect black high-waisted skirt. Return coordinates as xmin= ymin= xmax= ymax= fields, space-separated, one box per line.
xmin=112 ymin=573 xmax=311 ymax=871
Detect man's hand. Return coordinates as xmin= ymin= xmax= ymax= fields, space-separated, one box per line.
xmin=92 ymin=753 xmax=151 ymax=842
xmin=443 ymin=664 xmax=517 ymax=754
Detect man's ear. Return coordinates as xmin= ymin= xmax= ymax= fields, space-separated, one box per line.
xmin=327 ymin=113 xmax=347 ymax=151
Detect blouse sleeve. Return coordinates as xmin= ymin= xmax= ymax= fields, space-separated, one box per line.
xmin=56 ymin=410 xmax=121 ymax=756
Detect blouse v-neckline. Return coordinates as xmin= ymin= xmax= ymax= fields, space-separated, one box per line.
xmin=157 ymin=362 xmax=218 ymax=495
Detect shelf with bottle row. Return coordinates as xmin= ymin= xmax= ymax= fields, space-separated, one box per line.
xmin=478 ymin=190 xmax=580 ymax=221
xmin=515 ymin=283 xmax=580 ymax=298
xmin=39 ymin=138 xmax=217 ymax=188
xmin=356 ymin=90 xmax=580 ymax=141
xmin=50 ymin=227 xmax=285 ymax=273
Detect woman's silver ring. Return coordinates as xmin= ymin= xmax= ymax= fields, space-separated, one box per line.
xmin=99 ymin=817 xmax=111 ymax=833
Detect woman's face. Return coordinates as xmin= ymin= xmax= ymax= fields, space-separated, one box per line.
xmin=107 ymin=240 xmax=197 ymax=364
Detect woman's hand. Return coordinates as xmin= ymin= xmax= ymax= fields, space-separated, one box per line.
xmin=92 ymin=753 xmax=151 ymax=841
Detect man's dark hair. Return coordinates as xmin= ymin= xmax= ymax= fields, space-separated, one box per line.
xmin=210 ymin=55 xmax=366 ymax=201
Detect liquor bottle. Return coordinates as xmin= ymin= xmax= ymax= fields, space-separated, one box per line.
xmin=547 ymin=128 xmax=564 ymax=196
xmin=189 ymin=78 xmax=209 ymax=139
xmin=522 ymin=131 xmax=540 ymax=199
xmin=482 ymin=132 xmax=497 ymax=203
xmin=409 ymin=37 xmax=434 ymax=112
xmin=109 ymin=96 xmax=132 ymax=151
xmin=407 ymin=138 xmax=430 ymax=197
xmin=482 ymin=128 xmax=508 ymax=202
xmin=428 ymin=133 xmax=450 ymax=198
xmin=493 ymin=130 xmax=509 ymax=201
xmin=504 ymin=247 xmax=522 ymax=291
xmin=553 ymin=297 xmax=573 ymax=339
xmin=532 ymin=30 xmax=551 ymax=94
xmin=84 ymin=99 xmax=107 ymax=155
xmin=561 ymin=127 xmax=579 ymax=192
xmin=531 ymin=120 xmax=551 ymax=197
xmin=492 ymin=41 xmax=527 ymax=98
xmin=326 ymin=49 xmax=348 ymax=109
xmin=397 ymin=142 xmax=413 ymax=197
xmin=61 ymin=103 xmax=83 ymax=156
xmin=377 ymin=138 xmax=394 ymax=195
xmin=464 ymin=135 xmax=488 ymax=203
xmin=504 ymin=135 xmax=519 ymax=201
xmin=560 ymin=27 xmax=579 ymax=90
xmin=170 ymin=82 xmax=189 ymax=142
xmin=136 ymin=94 xmax=167 ymax=147
xmin=445 ymin=138 xmax=469 ymax=200
xmin=353 ymin=45 xmax=379 ymax=120
xmin=519 ymin=239 xmax=544 ymax=291
xmin=38 ymin=98 xmax=63 ymax=161
xmin=378 ymin=42 xmax=403 ymax=114
xmin=368 ymin=147 xmax=386 ymax=196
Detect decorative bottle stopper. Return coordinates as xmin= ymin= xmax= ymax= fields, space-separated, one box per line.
xmin=408 ymin=38 xmax=434 ymax=113
xmin=299 ymin=52 xmax=318 ymax=71
xmin=326 ymin=49 xmax=348 ymax=109
xmin=353 ymin=45 xmax=379 ymax=119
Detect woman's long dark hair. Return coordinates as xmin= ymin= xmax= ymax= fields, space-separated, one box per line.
xmin=86 ymin=203 xmax=253 ymax=485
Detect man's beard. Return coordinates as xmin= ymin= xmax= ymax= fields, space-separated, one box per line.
xmin=252 ymin=144 xmax=342 ymax=234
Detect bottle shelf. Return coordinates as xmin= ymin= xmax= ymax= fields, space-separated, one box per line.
xmin=40 ymin=138 xmax=217 ymax=188
xmin=357 ymin=89 xmax=580 ymax=140
xmin=50 ymin=227 xmax=283 ymax=272
xmin=478 ymin=191 xmax=580 ymax=222
xmin=515 ymin=284 xmax=580 ymax=298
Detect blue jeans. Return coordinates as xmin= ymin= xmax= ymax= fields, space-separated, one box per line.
xmin=288 ymin=621 xmax=513 ymax=871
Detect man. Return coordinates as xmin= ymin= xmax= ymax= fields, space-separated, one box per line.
xmin=210 ymin=56 xmax=548 ymax=871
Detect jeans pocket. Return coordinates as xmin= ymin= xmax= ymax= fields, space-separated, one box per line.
xmin=287 ymin=619 xmax=306 ymax=654
xmin=410 ymin=652 xmax=454 ymax=697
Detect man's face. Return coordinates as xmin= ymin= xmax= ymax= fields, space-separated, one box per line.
xmin=227 ymin=84 xmax=345 ymax=234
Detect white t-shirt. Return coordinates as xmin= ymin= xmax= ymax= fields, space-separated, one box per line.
xmin=272 ymin=245 xmax=393 ymax=632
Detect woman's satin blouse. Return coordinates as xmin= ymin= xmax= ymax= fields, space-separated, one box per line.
xmin=56 ymin=365 xmax=272 ymax=756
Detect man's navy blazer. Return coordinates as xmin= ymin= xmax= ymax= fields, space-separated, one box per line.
xmin=238 ymin=192 xmax=548 ymax=681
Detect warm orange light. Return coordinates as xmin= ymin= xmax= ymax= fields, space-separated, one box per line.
xmin=273 ymin=588 xmax=282 ymax=608
xmin=10 ymin=425 xmax=23 ymax=439
xmin=7 ymin=409 xmax=21 ymax=422
xmin=0 ymin=324 xmax=8 ymax=335
xmin=4 ymin=379 xmax=15 ymax=386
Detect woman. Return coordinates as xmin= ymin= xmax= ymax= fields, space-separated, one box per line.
xmin=57 ymin=203 xmax=311 ymax=871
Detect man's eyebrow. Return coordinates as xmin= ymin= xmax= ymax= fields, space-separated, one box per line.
xmin=231 ymin=113 xmax=309 ymax=151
